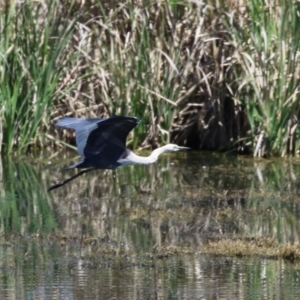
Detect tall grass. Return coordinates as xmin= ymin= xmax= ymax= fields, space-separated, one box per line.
xmin=84 ymin=0 xmax=203 ymax=148
xmin=1 ymin=0 xmax=299 ymax=156
xmin=0 ymin=1 xmax=79 ymax=153
xmin=56 ymin=0 xmax=300 ymax=156
xmin=45 ymin=0 xmax=231 ymax=150
xmin=226 ymin=0 xmax=300 ymax=156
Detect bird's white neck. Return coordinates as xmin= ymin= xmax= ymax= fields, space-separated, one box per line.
xmin=118 ymin=145 xmax=172 ymax=166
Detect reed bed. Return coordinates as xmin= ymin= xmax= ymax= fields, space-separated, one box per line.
xmin=0 ymin=0 xmax=299 ymax=156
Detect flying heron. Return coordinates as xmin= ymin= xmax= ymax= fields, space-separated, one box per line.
xmin=48 ymin=116 xmax=189 ymax=191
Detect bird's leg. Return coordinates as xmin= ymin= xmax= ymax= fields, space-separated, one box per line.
xmin=48 ymin=168 xmax=95 ymax=192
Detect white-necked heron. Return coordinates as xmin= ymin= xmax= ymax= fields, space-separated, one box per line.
xmin=48 ymin=116 xmax=189 ymax=191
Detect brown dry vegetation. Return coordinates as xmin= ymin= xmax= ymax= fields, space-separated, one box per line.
xmin=1 ymin=0 xmax=299 ymax=156
xmin=49 ymin=0 xmax=300 ymax=155
xmin=202 ymin=239 xmax=300 ymax=260
xmin=51 ymin=0 xmax=245 ymax=150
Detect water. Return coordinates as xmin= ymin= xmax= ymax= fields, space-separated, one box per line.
xmin=0 ymin=151 xmax=300 ymax=298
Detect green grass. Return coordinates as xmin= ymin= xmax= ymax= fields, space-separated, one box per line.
xmin=1 ymin=0 xmax=300 ymax=156
xmin=226 ymin=0 xmax=300 ymax=156
xmin=0 ymin=1 xmax=80 ymax=153
xmin=90 ymin=0 xmax=196 ymax=147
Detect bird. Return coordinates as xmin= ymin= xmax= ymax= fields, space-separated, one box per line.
xmin=48 ymin=116 xmax=190 ymax=191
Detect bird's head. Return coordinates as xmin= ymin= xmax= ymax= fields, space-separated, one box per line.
xmin=163 ymin=144 xmax=190 ymax=152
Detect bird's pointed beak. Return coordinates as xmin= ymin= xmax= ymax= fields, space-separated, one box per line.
xmin=178 ymin=146 xmax=191 ymax=150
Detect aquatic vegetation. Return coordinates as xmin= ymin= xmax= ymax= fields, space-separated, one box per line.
xmin=202 ymin=239 xmax=300 ymax=261
xmin=224 ymin=0 xmax=300 ymax=156
xmin=0 ymin=0 xmax=299 ymax=157
xmin=0 ymin=1 xmax=81 ymax=153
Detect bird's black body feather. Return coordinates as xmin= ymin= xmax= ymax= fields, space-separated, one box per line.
xmin=56 ymin=116 xmax=140 ymax=169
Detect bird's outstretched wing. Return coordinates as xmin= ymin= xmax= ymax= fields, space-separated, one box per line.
xmin=56 ymin=117 xmax=103 ymax=157
xmin=56 ymin=116 xmax=140 ymax=165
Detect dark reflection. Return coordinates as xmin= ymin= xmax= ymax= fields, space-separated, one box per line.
xmin=0 ymin=152 xmax=300 ymax=298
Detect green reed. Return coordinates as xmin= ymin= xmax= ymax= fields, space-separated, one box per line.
xmin=92 ymin=0 xmax=194 ymax=147
xmin=227 ymin=0 xmax=300 ymax=156
xmin=2 ymin=0 xmax=299 ymax=157
xmin=0 ymin=1 xmax=79 ymax=153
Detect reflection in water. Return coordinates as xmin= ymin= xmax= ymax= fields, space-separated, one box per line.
xmin=1 ymin=248 xmax=300 ymax=299
xmin=0 ymin=152 xmax=300 ymax=298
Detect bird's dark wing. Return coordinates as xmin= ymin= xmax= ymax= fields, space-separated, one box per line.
xmin=84 ymin=116 xmax=140 ymax=165
xmin=56 ymin=116 xmax=140 ymax=164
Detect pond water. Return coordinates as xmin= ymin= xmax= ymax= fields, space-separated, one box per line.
xmin=0 ymin=151 xmax=300 ymax=299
